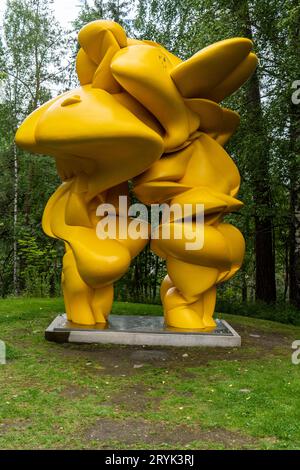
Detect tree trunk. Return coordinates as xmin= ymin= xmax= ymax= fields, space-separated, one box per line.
xmin=289 ymin=100 xmax=300 ymax=309
xmin=288 ymin=0 xmax=300 ymax=309
xmin=13 ymin=143 xmax=18 ymax=296
xmin=284 ymin=239 xmax=289 ymax=302
xmin=239 ymin=0 xmax=277 ymax=303
xmin=242 ymin=270 xmax=248 ymax=302
xmin=152 ymin=254 xmax=159 ymax=302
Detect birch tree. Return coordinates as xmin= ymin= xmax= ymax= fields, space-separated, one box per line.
xmin=0 ymin=0 xmax=68 ymax=295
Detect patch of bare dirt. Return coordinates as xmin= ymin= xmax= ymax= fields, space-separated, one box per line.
xmin=40 ymin=320 xmax=293 ymax=380
xmin=85 ymin=417 xmax=257 ymax=449
xmin=10 ymin=327 xmax=31 ymax=336
xmin=58 ymin=337 xmax=286 ymax=372
xmin=130 ymin=350 xmax=169 ymax=362
xmin=56 ymin=344 xmax=172 ymax=376
xmin=106 ymin=383 xmax=161 ymax=412
xmin=59 ymin=384 xmax=94 ymax=399
xmin=0 ymin=419 xmax=29 ymax=437
xmin=231 ymin=321 xmax=291 ymax=353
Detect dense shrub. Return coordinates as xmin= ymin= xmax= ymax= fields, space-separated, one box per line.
xmin=216 ymin=298 xmax=300 ymax=326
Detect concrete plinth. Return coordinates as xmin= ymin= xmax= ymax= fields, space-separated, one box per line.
xmin=45 ymin=314 xmax=241 ymax=347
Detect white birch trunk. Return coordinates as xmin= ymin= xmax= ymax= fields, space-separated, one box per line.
xmin=13 ymin=142 xmax=18 ymax=295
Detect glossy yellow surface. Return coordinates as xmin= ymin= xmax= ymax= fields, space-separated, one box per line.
xmin=15 ymin=20 xmax=257 ymax=328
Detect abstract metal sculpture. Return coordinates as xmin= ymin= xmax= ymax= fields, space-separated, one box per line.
xmin=15 ymin=20 xmax=257 ymax=329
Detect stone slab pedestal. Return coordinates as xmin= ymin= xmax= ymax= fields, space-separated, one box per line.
xmin=45 ymin=314 xmax=241 ymax=347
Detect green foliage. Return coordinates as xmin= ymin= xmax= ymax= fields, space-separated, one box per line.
xmin=217 ymin=298 xmax=300 ymax=326
xmin=73 ymin=0 xmax=106 ymax=30
xmin=73 ymin=0 xmax=131 ymax=30
xmin=134 ymin=0 xmax=300 ymax=309
xmin=0 ymin=0 xmax=299 ymax=319
xmin=115 ymin=245 xmax=166 ymax=304
xmin=18 ymin=231 xmax=61 ymax=297
xmin=0 ymin=0 xmax=68 ymax=297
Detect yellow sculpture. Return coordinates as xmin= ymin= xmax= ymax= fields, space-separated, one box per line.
xmin=15 ymin=20 xmax=257 ymax=329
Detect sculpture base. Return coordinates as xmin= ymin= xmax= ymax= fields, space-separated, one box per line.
xmin=45 ymin=314 xmax=241 ymax=347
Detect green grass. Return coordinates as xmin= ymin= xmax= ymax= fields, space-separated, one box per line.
xmin=0 ymin=297 xmax=300 ymax=450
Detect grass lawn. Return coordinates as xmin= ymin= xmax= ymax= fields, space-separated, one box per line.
xmin=0 ymin=297 xmax=300 ymax=450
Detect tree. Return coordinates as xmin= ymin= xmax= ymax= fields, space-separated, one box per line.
xmin=134 ymin=0 xmax=294 ymax=305
xmin=106 ymin=0 xmax=131 ymax=26
xmin=284 ymin=0 xmax=300 ymax=308
xmin=0 ymin=0 xmax=298 ymax=313
xmin=73 ymin=0 xmax=131 ymax=30
xmin=73 ymin=0 xmax=106 ymax=31
xmin=231 ymin=0 xmax=277 ymax=302
xmin=0 ymin=0 xmax=68 ymax=296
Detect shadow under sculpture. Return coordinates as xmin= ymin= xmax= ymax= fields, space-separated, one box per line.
xmin=15 ymin=20 xmax=258 ymax=330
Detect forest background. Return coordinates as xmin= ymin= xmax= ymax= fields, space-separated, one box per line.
xmin=0 ymin=0 xmax=299 ymax=325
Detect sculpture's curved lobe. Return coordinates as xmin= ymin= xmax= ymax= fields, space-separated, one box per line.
xmin=15 ymin=20 xmax=257 ymax=328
